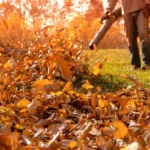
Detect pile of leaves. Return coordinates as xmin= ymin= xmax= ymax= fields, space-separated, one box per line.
xmin=0 ymin=29 xmax=150 ymax=150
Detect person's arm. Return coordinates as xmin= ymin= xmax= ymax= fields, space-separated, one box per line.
xmin=100 ymin=0 xmax=118 ymax=22
xmin=144 ymin=0 xmax=150 ymax=17
xmin=104 ymin=0 xmax=118 ymax=13
xmin=145 ymin=0 xmax=150 ymax=4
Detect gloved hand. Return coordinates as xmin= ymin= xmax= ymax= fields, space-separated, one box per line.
xmin=100 ymin=11 xmax=111 ymax=23
xmin=143 ymin=4 xmax=150 ymax=17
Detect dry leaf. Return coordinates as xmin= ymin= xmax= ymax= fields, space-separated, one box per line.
xmin=52 ymin=52 xmax=73 ymax=81
xmin=16 ymin=98 xmax=30 ymax=109
xmin=63 ymin=81 xmax=72 ymax=92
xmin=32 ymin=79 xmax=65 ymax=92
xmin=12 ymin=132 xmax=20 ymax=150
xmin=91 ymin=92 xmax=98 ymax=108
xmin=27 ymin=99 xmax=40 ymax=114
xmin=93 ymin=44 xmax=98 ymax=52
xmin=0 ymin=133 xmax=12 ymax=150
xmin=4 ymin=60 xmax=14 ymax=71
xmin=82 ymin=82 xmax=93 ymax=90
xmin=92 ymin=61 xmax=102 ymax=75
xmin=32 ymin=79 xmax=52 ymax=92
xmin=113 ymin=120 xmax=128 ymax=139
xmin=68 ymin=140 xmax=78 ymax=149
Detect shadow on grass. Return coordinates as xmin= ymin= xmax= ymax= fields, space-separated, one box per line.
xmin=74 ymin=75 xmax=128 ymax=93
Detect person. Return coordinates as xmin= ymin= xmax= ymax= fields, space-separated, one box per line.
xmin=101 ymin=0 xmax=150 ymax=70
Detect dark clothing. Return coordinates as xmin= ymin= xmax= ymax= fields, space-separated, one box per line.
xmin=104 ymin=0 xmax=150 ymax=67
xmin=124 ymin=9 xmax=150 ymax=67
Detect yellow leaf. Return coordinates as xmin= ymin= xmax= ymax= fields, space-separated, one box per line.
xmin=98 ymin=100 xmax=105 ymax=108
xmin=92 ymin=61 xmax=103 ymax=76
xmin=92 ymin=65 xmax=100 ymax=75
xmin=82 ymin=82 xmax=93 ymax=90
xmin=113 ymin=120 xmax=128 ymax=139
xmin=15 ymin=124 xmax=24 ymax=130
xmin=16 ymin=98 xmax=30 ymax=109
xmin=68 ymin=141 xmax=78 ymax=149
xmin=63 ymin=81 xmax=72 ymax=92
xmin=121 ymin=147 xmax=127 ymax=150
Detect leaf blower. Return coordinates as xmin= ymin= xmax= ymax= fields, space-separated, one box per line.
xmin=89 ymin=7 xmax=122 ymax=50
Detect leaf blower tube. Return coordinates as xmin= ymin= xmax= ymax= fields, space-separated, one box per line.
xmin=89 ymin=7 xmax=122 ymax=50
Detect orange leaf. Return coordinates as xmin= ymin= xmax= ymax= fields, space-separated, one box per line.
xmin=53 ymin=53 xmax=73 ymax=81
xmin=93 ymin=44 xmax=98 ymax=52
xmin=91 ymin=92 xmax=98 ymax=108
xmin=3 ymin=19 xmax=9 ymax=29
xmin=32 ymin=79 xmax=65 ymax=92
xmin=16 ymin=98 xmax=30 ymax=109
xmin=0 ymin=133 xmax=12 ymax=150
xmin=68 ymin=141 xmax=78 ymax=149
xmin=113 ymin=120 xmax=128 ymax=139
xmin=4 ymin=60 xmax=14 ymax=71
xmin=63 ymin=81 xmax=72 ymax=92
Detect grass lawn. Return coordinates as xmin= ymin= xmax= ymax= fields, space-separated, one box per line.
xmin=82 ymin=49 xmax=150 ymax=93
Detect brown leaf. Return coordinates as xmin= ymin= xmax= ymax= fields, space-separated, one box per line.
xmin=27 ymin=99 xmax=40 ymax=114
xmin=77 ymin=122 xmax=92 ymax=140
xmin=0 ymin=133 xmax=12 ymax=150
xmin=91 ymin=92 xmax=98 ymax=108
xmin=96 ymin=135 xmax=107 ymax=147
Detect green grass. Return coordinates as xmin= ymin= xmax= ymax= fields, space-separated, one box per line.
xmin=81 ymin=49 xmax=150 ymax=93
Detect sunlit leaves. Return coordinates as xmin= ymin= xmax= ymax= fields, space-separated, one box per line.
xmin=0 ymin=4 xmax=149 ymax=149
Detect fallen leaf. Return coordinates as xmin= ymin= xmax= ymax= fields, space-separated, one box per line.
xmin=113 ymin=120 xmax=128 ymax=139
xmin=52 ymin=52 xmax=73 ymax=81
xmin=68 ymin=140 xmax=78 ymax=149
xmin=32 ymin=79 xmax=64 ymax=92
xmin=16 ymin=98 xmax=30 ymax=109
xmin=91 ymin=92 xmax=98 ymax=108
xmin=27 ymin=99 xmax=40 ymax=114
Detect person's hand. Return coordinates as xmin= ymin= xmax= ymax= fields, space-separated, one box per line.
xmin=143 ymin=4 xmax=150 ymax=17
xmin=100 ymin=11 xmax=111 ymax=23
